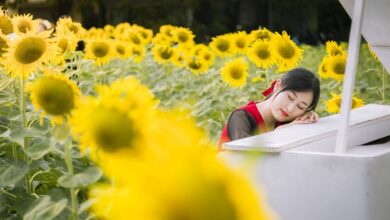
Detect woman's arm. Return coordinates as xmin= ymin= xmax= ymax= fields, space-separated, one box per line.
xmin=227 ymin=110 xmax=257 ymax=141
xmin=275 ymin=111 xmax=319 ymax=130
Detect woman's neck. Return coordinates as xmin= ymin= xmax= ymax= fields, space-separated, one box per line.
xmin=256 ymin=99 xmax=276 ymax=130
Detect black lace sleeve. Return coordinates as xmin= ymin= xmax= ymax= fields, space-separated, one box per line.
xmin=227 ymin=109 xmax=257 ymax=141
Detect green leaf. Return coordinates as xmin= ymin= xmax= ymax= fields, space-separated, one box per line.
xmin=0 ymin=158 xmax=29 ymax=187
xmin=0 ymin=127 xmax=46 ymax=147
xmin=58 ymin=167 xmax=102 ymax=188
xmin=23 ymin=196 xmax=67 ymax=220
xmin=24 ymin=139 xmax=53 ymax=160
xmin=52 ymin=124 xmax=70 ymax=144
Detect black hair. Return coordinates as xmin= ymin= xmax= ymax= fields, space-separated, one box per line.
xmin=274 ymin=68 xmax=320 ymax=111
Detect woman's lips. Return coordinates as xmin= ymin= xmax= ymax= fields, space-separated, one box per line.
xmin=281 ymin=109 xmax=289 ymax=117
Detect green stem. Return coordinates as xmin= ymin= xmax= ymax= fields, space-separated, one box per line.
xmin=65 ymin=138 xmax=79 ymax=220
xmin=19 ymin=77 xmax=32 ymax=193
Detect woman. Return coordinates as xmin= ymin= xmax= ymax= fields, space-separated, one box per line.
xmin=219 ymin=68 xmax=320 ymax=148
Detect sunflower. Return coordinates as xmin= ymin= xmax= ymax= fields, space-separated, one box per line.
xmin=326 ymin=92 xmax=364 ymax=114
xmin=152 ymin=44 xmax=174 ymax=64
xmin=198 ymin=49 xmax=215 ymax=66
xmin=2 ymin=31 xmax=56 ymax=79
xmin=134 ymin=26 xmax=153 ymax=44
xmin=103 ymin=24 xmax=115 ymax=38
xmin=0 ymin=31 xmax=10 ymax=59
xmin=114 ymin=40 xmax=131 ymax=60
xmin=173 ymin=27 xmax=194 ymax=47
xmin=129 ymin=45 xmax=146 ymax=63
xmin=159 ymin=24 xmax=176 ymax=38
xmin=247 ymin=39 xmax=275 ymax=69
xmin=324 ymin=54 xmax=346 ymax=82
xmin=220 ymin=58 xmax=248 ymax=88
xmin=27 ymin=69 xmax=80 ymax=125
xmin=114 ymin=22 xmax=131 ymax=39
xmin=326 ymin=41 xmax=344 ymax=56
xmin=209 ymin=35 xmax=232 ymax=57
xmin=231 ymin=31 xmax=249 ymax=54
xmin=12 ymin=14 xmax=38 ymax=34
xmin=84 ymin=38 xmax=114 ymax=65
xmin=69 ymin=77 xmax=157 ymax=158
xmin=0 ymin=7 xmax=13 ymax=35
xmin=186 ymin=57 xmax=209 ymax=75
xmin=152 ymin=33 xmax=173 ymax=46
xmin=171 ymin=47 xmax=187 ymax=67
xmin=56 ymin=17 xmax=85 ymax=40
xmin=318 ymin=58 xmax=330 ymax=79
xmin=53 ymin=32 xmax=78 ymax=65
xmin=124 ymin=29 xmax=145 ymax=46
xmin=249 ymin=27 xmax=274 ymax=43
xmin=270 ymin=31 xmax=303 ymax=72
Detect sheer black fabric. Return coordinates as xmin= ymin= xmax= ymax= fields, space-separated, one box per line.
xmin=227 ymin=109 xmax=258 ymax=141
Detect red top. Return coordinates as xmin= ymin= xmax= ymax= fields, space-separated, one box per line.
xmin=218 ymin=101 xmax=283 ymax=151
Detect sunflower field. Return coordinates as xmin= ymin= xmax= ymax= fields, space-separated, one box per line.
xmin=0 ymin=7 xmax=388 ymax=220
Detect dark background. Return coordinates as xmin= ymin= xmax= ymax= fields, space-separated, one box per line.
xmin=2 ymin=0 xmax=351 ymax=45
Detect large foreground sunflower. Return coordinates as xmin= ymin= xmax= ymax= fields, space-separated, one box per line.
xmin=70 ymin=77 xmax=157 ymax=159
xmin=2 ymin=31 xmax=56 ymax=78
xmin=326 ymin=92 xmax=364 ymax=114
xmin=270 ymin=31 xmax=302 ymax=72
xmin=220 ymin=58 xmax=248 ymax=88
xmin=247 ymin=39 xmax=275 ymax=69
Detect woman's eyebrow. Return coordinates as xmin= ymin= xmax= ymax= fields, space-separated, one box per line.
xmin=291 ymin=91 xmax=309 ymax=106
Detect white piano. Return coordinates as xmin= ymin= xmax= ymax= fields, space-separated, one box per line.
xmin=219 ymin=0 xmax=390 ymax=219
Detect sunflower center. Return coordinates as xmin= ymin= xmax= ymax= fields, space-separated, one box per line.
xmin=229 ymin=66 xmax=243 ymax=79
xmin=58 ymin=39 xmax=69 ymax=54
xmin=0 ymin=16 xmax=13 ymax=34
xmin=159 ymin=47 xmax=173 ymax=60
xmin=93 ymin=108 xmax=136 ymax=152
xmin=17 ymin=20 xmax=32 ymax=33
xmin=69 ymin=24 xmax=79 ymax=34
xmin=35 ymin=77 xmax=75 ymax=115
xmin=333 ymin=61 xmax=345 ymax=75
xmin=188 ymin=60 xmax=201 ymax=70
xmin=178 ymin=32 xmax=188 ymax=43
xmin=216 ymin=39 xmax=230 ymax=52
xmin=129 ymin=33 xmax=141 ymax=45
xmin=235 ymin=39 xmax=246 ymax=49
xmin=15 ymin=37 xmax=46 ymax=64
xmin=203 ymin=53 xmax=211 ymax=61
xmin=92 ymin=42 xmax=109 ymax=58
xmin=255 ymin=46 xmax=270 ymax=59
xmin=278 ymin=41 xmax=295 ymax=59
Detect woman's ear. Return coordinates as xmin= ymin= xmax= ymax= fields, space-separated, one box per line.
xmin=273 ymin=79 xmax=283 ymax=91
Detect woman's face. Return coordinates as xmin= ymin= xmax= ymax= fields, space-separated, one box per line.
xmin=270 ymin=89 xmax=313 ymax=122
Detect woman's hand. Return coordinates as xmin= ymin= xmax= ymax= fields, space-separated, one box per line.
xmin=294 ymin=111 xmax=319 ymax=123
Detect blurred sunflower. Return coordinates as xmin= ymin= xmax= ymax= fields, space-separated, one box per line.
xmin=12 ymin=14 xmax=38 ymax=34
xmin=247 ymin=39 xmax=275 ymax=69
xmin=249 ymin=27 xmax=274 ymax=42
xmin=124 ymin=30 xmax=145 ymax=46
xmin=84 ymin=38 xmax=114 ymax=65
xmin=326 ymin=41 xmax=344 ymax=56
xmin=152 ymin=44 xmax=174 ymax=64
xmin=114 ymin=40 xmax=131 ymax=60
xmin=70 ymin=77 xmax=157 ymax=158
xmin=192 ymin=44 xmax=209 ymax=55
xmin=136 ymin=26 xmax=153 ymax=44
xmin=2 ymin=31 xmax=56 ymax=79
xmin=210 ymin=35 xmax=232 ymax=57
xmin=220 ymin=58 xmax=248 ymax=88
xmin=318 ymin=58 xmax=330 ymax=79
xmin=231 ymin=31 xmax=249 ymax=54
xmin=152 ymin=33 xmax=173 ymax=45
xmin=53 ymin=32 xmax=78 ymax=65
xmin=171 ymin=47 xmax=187 ymax=67
xmin=129 ymin=45 xmax=146 ymax=63
xmin=270 ymin=31 xmax=302 ymax=72
xmin=173 ymin=27 xmax=194 ymax=47
xmin=0 ymin=7 xmax=13 ymax=34
xmin=324 ymin=54 xmax=346 ymax=82
xmin=114 ymin=22 xmax=131 ymax=39
xmin=103 ymin=24 xmax=115 ymax=38
xmin=27 ymin=69 xmax=80 ymax=125
xmin=159 ymin=24 xmax=176 ymax=38
xmin=198 ymin=49 xmax=215 ymax=66
xmin=326 ymin=92 xmax=364 ymax=114
xmin=0 ymin=31 xmax=10 ymax=59
xmin=56 ymin=17 xmax=85 ymax=39
xmin=186 ymin=57 xmax=209 ymax=75
xmin=365 ymin=43 xmax=378 ymax=61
